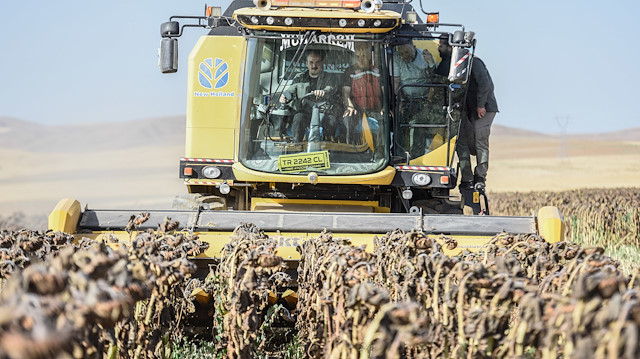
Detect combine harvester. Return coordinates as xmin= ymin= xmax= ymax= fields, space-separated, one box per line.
xmin=49 ymin=0 xmax=564 ymax=263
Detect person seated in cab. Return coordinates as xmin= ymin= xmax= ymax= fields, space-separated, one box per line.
xmin=279 ymin=49 xmax=341 ymax=142
xmin=341 ymin=42 xmax=383 ymax=145
xmin=392 ymin=37 xmax=444 ymax=158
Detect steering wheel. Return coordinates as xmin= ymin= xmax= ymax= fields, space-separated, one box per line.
xmin=300 ymin=91 xmax=328 ymax=108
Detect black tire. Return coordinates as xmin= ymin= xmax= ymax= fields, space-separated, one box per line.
xmin=161 ymin=21 xmax=180 ymax=37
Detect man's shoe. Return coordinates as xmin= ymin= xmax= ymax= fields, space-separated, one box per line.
xmin=473 ymin=176 xmax=486 ymax=191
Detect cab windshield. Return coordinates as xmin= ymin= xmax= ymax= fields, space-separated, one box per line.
xmin=239 ymin=34 xmax=389 ymax=175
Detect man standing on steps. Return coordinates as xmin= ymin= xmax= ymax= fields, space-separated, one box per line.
xmin=438 ymin=36 xmax=499 ymax=190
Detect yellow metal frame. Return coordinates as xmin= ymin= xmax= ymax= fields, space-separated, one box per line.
xmin=250 ymin=197 xmax=390 ymax=212
xmin=48 ymin=198 xmax=82 ymax=233
xmin=409 ymin=136 xmax=457 ymax=166
xmin=232 ymin=162 xmax=397 ymax=185
xmin=537 ymin=206 xmax=565 ymax=243
xmin=62 ymin=229 xmax=500 ymax=260
xmin=47 ymin=199 xmax=565 ymax=262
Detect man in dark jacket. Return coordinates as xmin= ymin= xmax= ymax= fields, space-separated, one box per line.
xmin=280 ymin=49 xmax=340 ymax=142
xmin=438 ymin=37 xmax=499 ymax=189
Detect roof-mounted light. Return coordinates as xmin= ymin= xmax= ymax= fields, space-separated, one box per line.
xmin=406 ymin=11 xmax=418 ymax=24
xmin=234 ymin=11 xmax=399 ymax=30
xmin=205 ymin=6 xmax=222 ymax=17
xmin=426 ymin=12 xmax=439 ymax=23
xmin=267 ymin=0 xmax=360 ymax=9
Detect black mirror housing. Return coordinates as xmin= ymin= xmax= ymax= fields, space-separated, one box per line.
xmin=159 ymin=38 xmax=178 ymax=73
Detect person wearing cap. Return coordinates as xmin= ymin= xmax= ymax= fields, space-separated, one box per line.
xmin=392 ymin=38 xmax=441 ymax=158
xmin=438 ymin=36 xmax=499 ymax=190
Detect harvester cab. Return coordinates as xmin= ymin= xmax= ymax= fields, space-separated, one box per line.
xmin=49 ymin=0 xmax=564 ymax=263
xmin=160 ymin=0 xmax=478 ymax=214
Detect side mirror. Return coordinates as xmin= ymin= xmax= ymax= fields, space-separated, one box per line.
xmin=447 ymin=31 xmax=474 ymax=84
xmin=159 ymin=38 xmax=178 ymax=73
xmin=159 ymin=21 xmax=180 ymax=74
xmin=448 ymin=47 xmax=469 ymax=84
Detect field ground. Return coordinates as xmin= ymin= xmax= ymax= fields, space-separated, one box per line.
xmin=0 ymin=146 xmax=185 ymax=218
xmin=487 ymin=136 xmax=640 ymax=192
xmin=1 ymin=121 xmax=639 ymax=223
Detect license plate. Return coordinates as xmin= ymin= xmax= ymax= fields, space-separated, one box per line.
xmin=277 ymin=151 xmax=330 ymax=173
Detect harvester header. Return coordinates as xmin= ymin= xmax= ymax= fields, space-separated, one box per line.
xmin=51 ymin=0 xmax=565 ymax=277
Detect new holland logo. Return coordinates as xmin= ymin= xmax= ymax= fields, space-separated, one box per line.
xmin=195 ymin=58 xmax=235 ymax=98
xmin=199 ymin=58 xmax=228 ymax=89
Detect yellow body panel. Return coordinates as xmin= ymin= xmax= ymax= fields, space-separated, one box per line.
xmin=251 ymin=197 xmax=390 ymax=213
xmin=537 ymin=206 xmax=565 ymax=243
xmin=414 ymin=39 xmax=443 ymax=64
xmin=48 ymin=198 xmax=82 ymax=233
xmin=232 ymin=162 xmax=397 ymax=185
xmin=409 ymin=136 xmax=457 ymax=166
xmin=185 ymin=128 xmax=235 ymax=159
xmin=185 ymin=36 xmax=246 ymax=159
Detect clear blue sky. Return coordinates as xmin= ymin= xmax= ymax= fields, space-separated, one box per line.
xmin=1 ymin=0 xmax=638 ymax=134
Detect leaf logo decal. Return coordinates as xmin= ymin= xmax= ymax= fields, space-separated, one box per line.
xmin=198 ymin=58 xmax=229 ymax=90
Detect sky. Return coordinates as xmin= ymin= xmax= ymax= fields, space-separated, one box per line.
xmin=1 ymin=0 xmax=638 ymax=134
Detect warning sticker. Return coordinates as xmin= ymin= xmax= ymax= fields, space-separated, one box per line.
xmin=277 ymin=151 xmax=330 ymax=173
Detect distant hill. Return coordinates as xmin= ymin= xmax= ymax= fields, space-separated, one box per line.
xmin=1 ymin=116 xmax=638 ymax=154
xmin=570 ymin=127 xmax=640 ymax=142
xmin=0 ymin=116 xmax=185 ymax=153
xmin=491 ymin=124 xmax=640 ymax=141
xmin=491 ymin=124 xmax=546 ymax=137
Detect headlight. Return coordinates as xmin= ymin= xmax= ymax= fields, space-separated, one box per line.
xmin=412 ymin=173 xmax=431 ymax=186
xmin=284 ymin=17 xmax=293 ymax=26
xmin=219 ymin=183 xmax=231 ymax=195
xmin=402 ymin=189 xmax=413 ymax=200
xmin=202 ymin=166 xmax=221 ymax=179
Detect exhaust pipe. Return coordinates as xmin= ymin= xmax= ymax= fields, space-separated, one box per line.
xmin=360 ymin=0 xmax=382 ymax=13
xmin=254 ymin=0 xmax=272 ymax=10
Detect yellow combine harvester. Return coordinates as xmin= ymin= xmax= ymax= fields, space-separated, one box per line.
xmin=49 ymin=0 xmax=564 ymax=260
